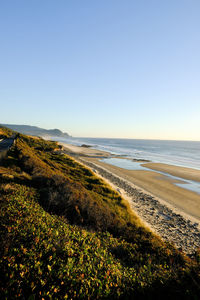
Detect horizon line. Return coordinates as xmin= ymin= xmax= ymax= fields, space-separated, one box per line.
xmin=2 ymin=123 xmax=199 ymax=142
xmin=73 ymin=136 xmax=200 ymax=142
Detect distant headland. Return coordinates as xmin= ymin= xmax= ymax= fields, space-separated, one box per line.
xmin=0 ymin=124 xmax=71 ymax=138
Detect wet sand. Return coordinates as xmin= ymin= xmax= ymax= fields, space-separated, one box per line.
xmin=61 ymin=142 xmax=200 ymax=221
xmin=60 ymin=142 xmax=111 ymax=157
xmin=143 ymin=162 xmax=200 ymax=182
xmin=60 ymin=142 xmax=200 ymax=254
xmin=86 ymin=158 xmax=200 ymax=221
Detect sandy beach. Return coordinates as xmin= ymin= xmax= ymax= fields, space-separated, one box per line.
xmin=143 ymin=162 xmax=200 ymax=182
xmin=60 ymin=143 xmax=111 ymax=157
xmin=87 ymin=159 xmax=200 ymax=221
xmin=61 ymin=142 xmax=200 ymax=220
xmin=60 ymin=142 xmax=200 ymax=254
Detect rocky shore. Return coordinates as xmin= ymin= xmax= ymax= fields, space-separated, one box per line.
xmin=77 ymin=157 xmax=200 ymax=255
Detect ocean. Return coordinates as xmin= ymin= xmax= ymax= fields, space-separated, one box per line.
xmin=52 ymin=137 xmax=200 ymax=171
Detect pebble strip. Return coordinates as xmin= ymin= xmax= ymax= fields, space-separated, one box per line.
xmin=77 ymin=157 xmax=200 ymax=255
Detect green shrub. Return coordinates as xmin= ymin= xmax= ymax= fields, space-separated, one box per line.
xmin=1 ymin=133 xmax=200 ymax=299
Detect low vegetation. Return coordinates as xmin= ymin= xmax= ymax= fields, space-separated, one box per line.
xmin=0 ymin=127 xmax=200 ymax=299
xmin=0 ymin=126 xmax=14 ymax=139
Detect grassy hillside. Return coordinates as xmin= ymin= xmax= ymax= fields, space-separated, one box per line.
xmin=0 ymin=128 xmax=200 ymax=299
xmin=1 ymin=124 xmax=70 ymax=138
xmin=0 ymin=126 xmax=14 ymax=139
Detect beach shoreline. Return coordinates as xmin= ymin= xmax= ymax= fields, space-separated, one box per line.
xmin=143 ymin=162 xmax=200 ymax=182
xmin=60 ymin=142 xmax=200 ymax=254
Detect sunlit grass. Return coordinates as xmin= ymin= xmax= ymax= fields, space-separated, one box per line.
xmin=0 ymin=126 xmax=14 ymax=138
xmin=0 ymin=127 xmax=200 ymax=299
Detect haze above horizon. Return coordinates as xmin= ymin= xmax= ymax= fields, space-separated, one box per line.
xmin=0 ymin=1 xmax=200 ymax=141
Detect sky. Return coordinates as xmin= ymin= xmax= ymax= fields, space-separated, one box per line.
xmin=0 ymin=0 xmax=200 ymax=140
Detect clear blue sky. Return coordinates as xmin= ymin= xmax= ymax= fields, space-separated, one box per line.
xmin=0 ymin=0 xmax=200 ymax=140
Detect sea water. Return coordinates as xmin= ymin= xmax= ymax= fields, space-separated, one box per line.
xmin=50 ymin=136 xmax=200 ymax=194
xmin=99 ymin=157 xmax=200 ymax=195
xmin=52 ymin=137 xmax=200 ymax=170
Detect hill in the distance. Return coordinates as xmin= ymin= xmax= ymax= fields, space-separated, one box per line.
xmin=1 ymin=124 xmax=71 ymax=138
